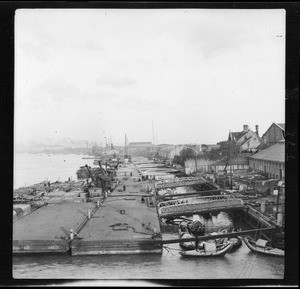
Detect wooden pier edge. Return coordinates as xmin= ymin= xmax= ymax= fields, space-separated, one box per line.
xmin=13 ymin=239 xmax=71 ymax=254
xmin=71 ymin=239 xmax=163 ymax=255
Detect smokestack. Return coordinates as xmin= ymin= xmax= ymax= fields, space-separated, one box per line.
xmin=255 ymin=125 xmax=259 ymax=136
xmin=243 ymin=125 xmax=249 ymax=131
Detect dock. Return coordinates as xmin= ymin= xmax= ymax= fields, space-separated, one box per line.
xmin=13 ymin=157 xmax=284 ymax=255
xmin=13 ymin=161 xmax=162 ymax=255
xmin=13 ymin=202 xmax=95 ymax=254
xmin=71 ymin=195 xmax=161 ymax=255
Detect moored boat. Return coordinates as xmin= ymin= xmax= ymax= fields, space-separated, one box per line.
xmin=229 ymin=235 xmax=242 ymax=249
xmin=243 ymin=236 xmax=284 ymax=257
xmin=179 ymin=241 xmax=233 ymax=257
xmin=178 ymin=221 xmax=196 ymax=250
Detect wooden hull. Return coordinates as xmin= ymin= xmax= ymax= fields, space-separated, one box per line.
xmin=230 ymin=236 xmax=242 ymax=249
xmin=243 ymin=236 xmax=284 ymax=257
xmin=178 ymin=230 xmax=196 ymax=250
xmin=179 ymin=242 xmax=233 ymax=257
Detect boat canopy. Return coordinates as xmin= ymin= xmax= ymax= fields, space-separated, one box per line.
xmin=255 ymin=239 xmax=270 ymax=248
xmin=204 ymin=242 xmax=217 ymax=253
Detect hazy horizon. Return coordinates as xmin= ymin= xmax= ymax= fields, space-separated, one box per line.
xmin=15 ymin=9 xmax=285 ymax=147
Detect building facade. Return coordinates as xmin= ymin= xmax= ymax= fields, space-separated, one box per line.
xmin=249 ymin=141 xmax=285 ymax=180
xmin=229 ymin=124 xmax=262 ymax=155
xmin=261 ymin=123 xmax=285 ymax=147
xmin=157 ymin=145 xmax=186 ymax=160
xmin=185 ymin=156 xmax=249 ymax=174
xmin=127 ymin=142 xmax=154 ymax=157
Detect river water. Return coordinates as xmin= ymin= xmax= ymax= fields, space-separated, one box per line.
xmin=13 ymin=153 xmax=284 ymax=281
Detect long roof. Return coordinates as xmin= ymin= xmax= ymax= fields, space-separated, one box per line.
xmin=249 ymin=142 xmax=285 ymax=163
xmin=128 ymin=142 xmax=153 ymax=147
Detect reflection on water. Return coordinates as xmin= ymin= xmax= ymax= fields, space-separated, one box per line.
xmin=13 ymin=243 xmax=284 ymax=279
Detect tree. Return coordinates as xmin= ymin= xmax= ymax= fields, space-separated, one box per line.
xmin=180 ymin=147 xmax=197 ymax=162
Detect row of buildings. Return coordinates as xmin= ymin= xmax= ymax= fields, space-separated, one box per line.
xmin=123 ymin=122 xmax=285 ymax=181
xmin=228 ymin=123 xmax=285 ymax=180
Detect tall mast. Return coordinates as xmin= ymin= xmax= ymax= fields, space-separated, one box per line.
xmin=152 ymin=120 xmax=155 ymax=145
xmin=152 ymin=120 xmax=155 ymax=156
xmin=125 ymin=133 xmax=128 ymax=155
xmin=229 ymin=131 xmax=233 ymax=189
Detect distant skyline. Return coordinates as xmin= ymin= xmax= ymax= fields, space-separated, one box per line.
xmin=15 ymin=9 xmax=285 ymax=147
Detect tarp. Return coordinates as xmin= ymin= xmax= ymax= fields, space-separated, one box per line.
xmin=255 ymin=239 xmax=269 ymax=248
xmin=204 ymin=242 xmax=217 ymax=253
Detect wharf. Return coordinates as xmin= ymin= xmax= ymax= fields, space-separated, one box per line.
xmin=13 ymin=161 xmax=162 ymax=255
xmin=72 ymin=162 xmax=161 ymax=255
xmin=13 ymin=202 xmax=95 ymax=254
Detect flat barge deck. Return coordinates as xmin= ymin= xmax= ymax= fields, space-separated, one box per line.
xmin=13 ymin=161 xmax=162 ymax=255
xmin=13 ymin=202 xmax=95 ymax=254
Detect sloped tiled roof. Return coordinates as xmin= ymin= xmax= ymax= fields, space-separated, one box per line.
xmin=276 ymin=123 xmax=285 ymax=131
xmin=249 ymin=142 xmax=285 ymax=163
xmin=257 ymin=142 xmax=269 ymax=150
xmin=238 ymin=136 xmax=252 ymax=147
xmin=230 ymin=132 xmax=244 ymax=141
xmin=229 ymin=129 xmax=250 ymax=143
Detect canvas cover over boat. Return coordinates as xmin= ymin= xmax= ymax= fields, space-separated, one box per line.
xmin=204 ymin=242 xmax=217 ymax=253
xmin=255 ymin=239 xmax=269 ymax=248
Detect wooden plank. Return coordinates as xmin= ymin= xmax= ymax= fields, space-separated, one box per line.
xmin=13 ymin=240 xmax=70 ymax=245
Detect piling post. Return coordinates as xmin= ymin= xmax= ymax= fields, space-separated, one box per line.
xmin=277 ymin=212 xmax=283 ymax=227
xmin=261 ymin=201 xmax=266 ymax=214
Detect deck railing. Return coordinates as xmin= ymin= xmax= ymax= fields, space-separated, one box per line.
xmin=157 ymin=194 xmax=244 ymax=218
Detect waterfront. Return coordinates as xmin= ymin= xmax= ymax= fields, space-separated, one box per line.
xmin=13 ymin=231 xmax=284 ymax=280
xmin=14 ymin=153 xmax=95 ymax=190
xmin=13 ymin=153 xmax=284 ymax=280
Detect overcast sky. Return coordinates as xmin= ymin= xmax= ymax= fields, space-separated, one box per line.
xmin=15 ymin=9 xmax=285 ymax=146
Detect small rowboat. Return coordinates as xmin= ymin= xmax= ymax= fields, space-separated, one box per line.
xmin=243 ymin=236 xmax=284 ymax=257
xmin=179 ymin=241 xmax=233 ymax=257
xmin=179 ymin=232 xmax=196 ymax=250
xmin=229 ymin=236 xmax=242 ymax=250
xmin=178 ymin=222 xmax=196 ymax=250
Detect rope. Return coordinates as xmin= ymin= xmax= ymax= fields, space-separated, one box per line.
xmin=246 ymin=224 xmax=262 ymax=278
xmin=237 ymin=221 xmax=260 ymax=279
xmin=163 ymin=245 xmax=177 ymax=256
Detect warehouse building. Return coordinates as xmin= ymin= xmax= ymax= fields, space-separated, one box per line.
xmin=249 ymin=141 xmax=285 ymax=180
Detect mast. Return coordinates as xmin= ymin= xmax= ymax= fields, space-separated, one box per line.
xmin=152 ymin=120 xmax=155 ymax=156
xmin=125 ymin=133 xmax=128 ymax=155
xmin=229 ymin=131 xmax=233 ymax=190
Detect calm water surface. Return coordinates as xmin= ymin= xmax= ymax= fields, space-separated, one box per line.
xmin=13 ymin=153 xmax=284 ymax=280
